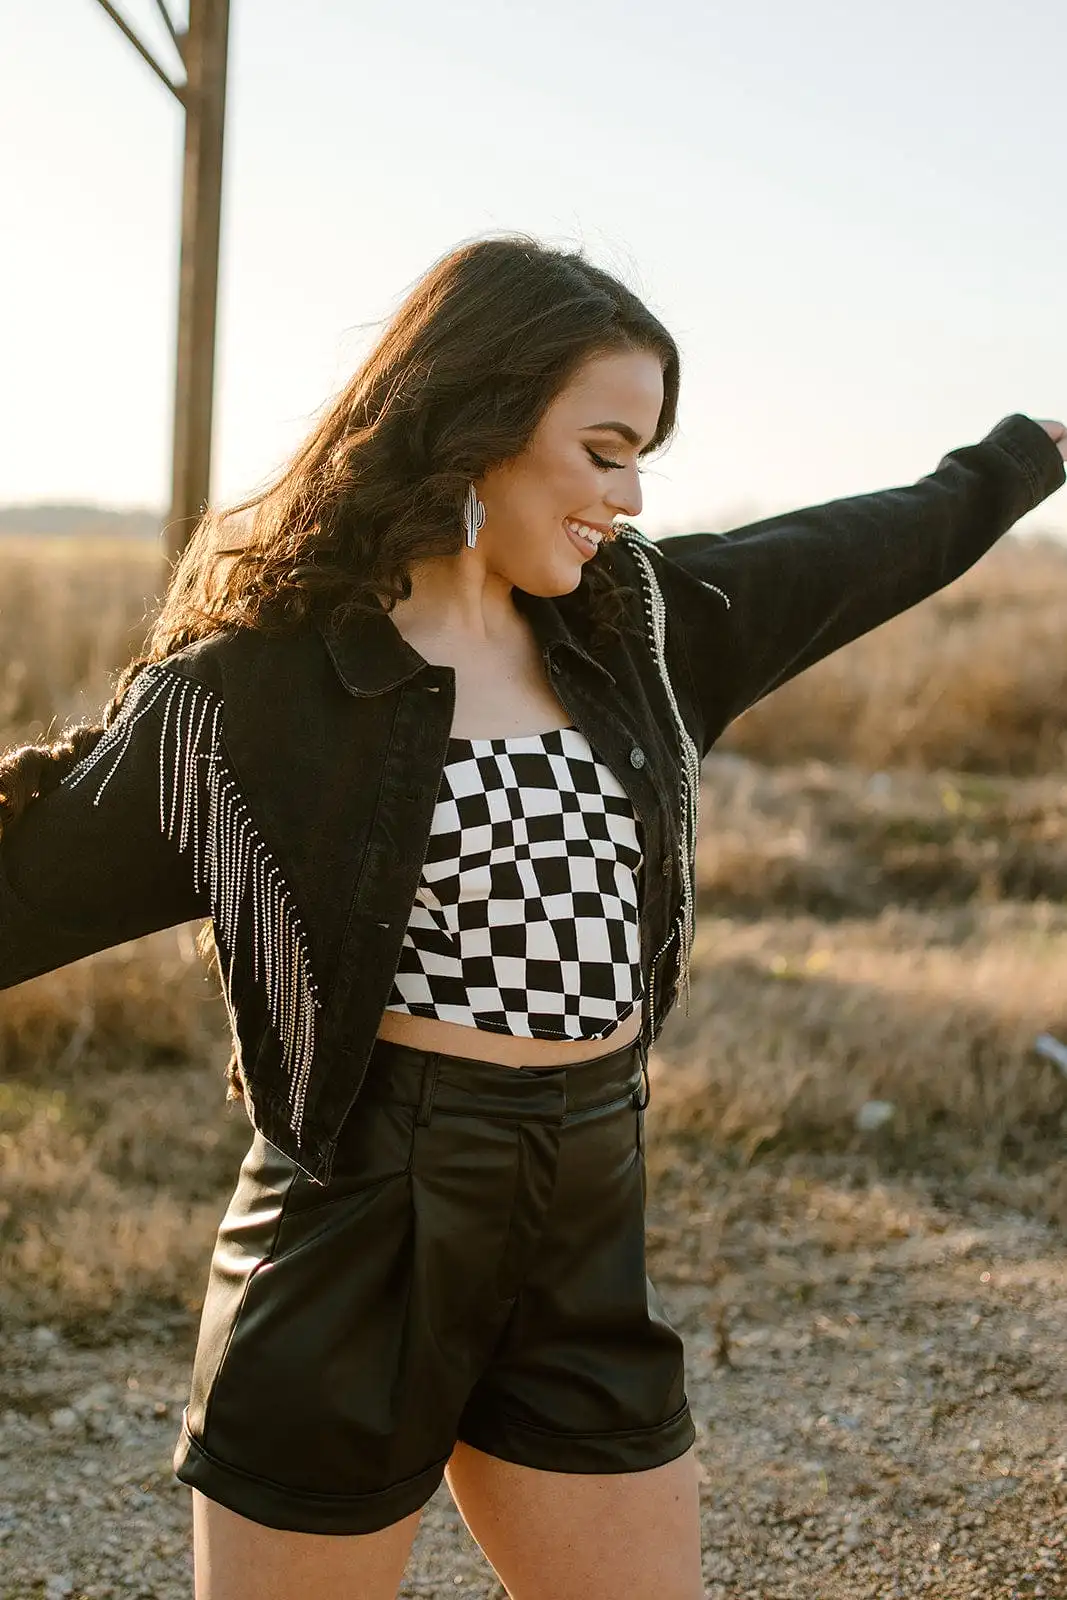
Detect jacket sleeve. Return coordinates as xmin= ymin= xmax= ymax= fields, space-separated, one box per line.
xmin=653 ymin=413 xmax=1066 ymax=744
xmin=0 ymin=664 xmax=212 ymax=989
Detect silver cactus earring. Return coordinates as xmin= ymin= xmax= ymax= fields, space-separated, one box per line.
xmin=463 ymin=481 xmax=486 ymax=550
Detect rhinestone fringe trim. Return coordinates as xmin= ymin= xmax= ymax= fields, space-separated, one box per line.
xmin=620 ymin=529 xmax=724 ymax=1005
xmin=62 ymin=665 xmax=322 ymax=1140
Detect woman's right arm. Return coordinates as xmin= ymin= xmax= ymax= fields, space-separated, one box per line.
xmin=0 ymin=666 xmax=211 ymax=989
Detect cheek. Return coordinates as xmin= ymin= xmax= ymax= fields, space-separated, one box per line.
xmin=543 ymin=477 xmax=594 ymax=539
xmin=484 ymin=447 xmax=594 ymax=553
xmin=526 ymin=438 xmax=593 ymax=506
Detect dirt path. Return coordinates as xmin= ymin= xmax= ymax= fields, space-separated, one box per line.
xmin=1 ymin=1155 xmax=1064 ymax=1600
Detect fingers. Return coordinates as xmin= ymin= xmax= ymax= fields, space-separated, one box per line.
xmin=1033 ymin=419 xmax=1067 ymax=459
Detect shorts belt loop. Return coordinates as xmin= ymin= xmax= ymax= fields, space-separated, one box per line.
xmin=416 ymin=1053 xmax=440 ymax=1127
xmin=633 ymin=1048 xmax=651 ymax=1111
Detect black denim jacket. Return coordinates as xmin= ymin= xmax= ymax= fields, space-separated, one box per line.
xmin=1 ymin=414 xmax=1062 ymax=1182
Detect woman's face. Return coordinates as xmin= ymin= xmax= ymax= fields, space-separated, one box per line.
xmin=474 ymin=346 xmax=666 ymax=596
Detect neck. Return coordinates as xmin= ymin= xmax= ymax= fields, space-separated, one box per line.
xmin=394 ymin=552 xmax=517 ymax=644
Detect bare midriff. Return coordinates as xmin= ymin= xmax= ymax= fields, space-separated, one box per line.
xmin=375 ymin=1005 xmax=642 ymax=1068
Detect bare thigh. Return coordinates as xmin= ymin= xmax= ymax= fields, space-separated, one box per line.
xmin=444 ymin=1442 xmax=704 ymax=1600
xmin=191 ymin=1490 xmax=423 ymax=1600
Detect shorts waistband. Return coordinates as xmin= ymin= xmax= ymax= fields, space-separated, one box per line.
xmin=363 ymin=1037 xmax=649 ymax=1125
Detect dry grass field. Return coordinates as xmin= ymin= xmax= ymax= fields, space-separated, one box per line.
xmin=1 ymin=530 xmax=1065 ymax=1598
xmin=1 ymin=529 xmax=1065 ymax=1317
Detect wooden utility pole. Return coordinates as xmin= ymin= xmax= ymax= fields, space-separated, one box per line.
xmin=169 ymin=0 xmax=230 ymax=562
xmin=91 ymin=1 xmax=231 ymax=564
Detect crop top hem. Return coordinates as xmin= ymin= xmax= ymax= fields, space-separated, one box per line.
xmin=395 ymin=995 xmax=642 ymax=1044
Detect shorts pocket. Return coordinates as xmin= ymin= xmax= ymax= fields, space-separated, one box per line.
xmin=285 ymin=1099 xmax=417 ymax=1217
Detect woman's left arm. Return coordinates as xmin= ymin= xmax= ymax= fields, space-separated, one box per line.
xmin=652 ymin=413 xmax=1066 ymax=741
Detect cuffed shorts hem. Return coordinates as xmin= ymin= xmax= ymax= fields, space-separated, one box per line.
xmin=172 ymin=1410 xmax=449 ymax=1536
xmin=458 ymin=1397 xmax=696 ymax=1476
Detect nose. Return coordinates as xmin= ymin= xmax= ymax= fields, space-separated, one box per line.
xmin=607 ymin=461 xmax=642 ymax=519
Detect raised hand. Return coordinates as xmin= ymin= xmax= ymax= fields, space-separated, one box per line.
xmin=1036 ymin=419 xmax=1067 ymax=460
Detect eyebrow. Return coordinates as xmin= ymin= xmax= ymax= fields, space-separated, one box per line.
xmin=583 ymin=420 xmax=647 ymax=449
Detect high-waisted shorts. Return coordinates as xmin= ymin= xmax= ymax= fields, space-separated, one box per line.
xmin=172 ymin=1036 xmax=694 ymax=1534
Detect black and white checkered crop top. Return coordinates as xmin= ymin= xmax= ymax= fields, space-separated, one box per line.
xmin=385 ymin=726 xmax=644 ymax=1041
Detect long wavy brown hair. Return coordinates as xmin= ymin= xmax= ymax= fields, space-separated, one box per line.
xmin=1 ymin=235 xmax=679 ymax=832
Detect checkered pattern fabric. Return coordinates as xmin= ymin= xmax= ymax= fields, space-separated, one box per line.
xmin=386 ymin=727 xmax=644 ymax=1040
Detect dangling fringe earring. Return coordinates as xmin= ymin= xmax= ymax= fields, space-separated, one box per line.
xmin=463 ymin=481 xmax=486 ymax=550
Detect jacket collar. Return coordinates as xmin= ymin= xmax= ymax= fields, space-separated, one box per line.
xmin=515 ymin=589 xmax=615 ymax=682
xmin=319 ymin=603 xmax=427 ymax=697
xmin=320 ymin=589 xmax=614 ymax=698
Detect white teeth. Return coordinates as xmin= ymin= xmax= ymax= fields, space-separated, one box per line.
xmin=565 ymin=519 xmax=604 ymax=546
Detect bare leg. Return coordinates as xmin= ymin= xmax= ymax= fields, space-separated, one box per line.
xmin=444 ymin=1442 xmax=704 ymax=1600
xmin=192 ymin=1490 xmax=423 ymax=1600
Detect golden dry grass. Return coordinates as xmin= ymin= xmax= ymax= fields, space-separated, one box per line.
xmin=719 ymin=536 xmax=1067 ymax=774
xmin=0 ymin=1060 xmax=249 ymax=1324
xmin=2 ymin=529 xmax=1066 ymax=771
xmin=1 ymin=530 xmax=1065 ymax=1324
xmin=0 ymin=536 xmax=164 ymax=742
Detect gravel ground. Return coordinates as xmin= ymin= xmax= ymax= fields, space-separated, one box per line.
xmin=1 ymin=1159 xmax=1064 ymax=1600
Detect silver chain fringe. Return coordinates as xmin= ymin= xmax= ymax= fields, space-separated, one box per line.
xmin=62 ymin=665 xmax=322 ymax=1140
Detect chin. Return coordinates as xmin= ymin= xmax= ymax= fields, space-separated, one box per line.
xmin=520 ymin=562 xmax=585 ymax=598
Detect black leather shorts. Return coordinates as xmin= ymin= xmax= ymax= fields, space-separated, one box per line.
xmin=172 ymin=1037 xmax=694 ymax=1534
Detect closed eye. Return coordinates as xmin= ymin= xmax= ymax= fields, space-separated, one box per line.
xmin=586 ymin=446 xmax=643 ymax=474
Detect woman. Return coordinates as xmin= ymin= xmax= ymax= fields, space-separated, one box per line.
xmin=1 ymin=236 xmax=1064 ymax=1600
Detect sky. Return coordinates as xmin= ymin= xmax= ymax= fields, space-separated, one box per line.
xmin=2 ymin=0 xmax=1065 ymax=538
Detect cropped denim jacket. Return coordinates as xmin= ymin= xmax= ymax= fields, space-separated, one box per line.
xmin=1 ymin=414 xmax=1062 ymax=1182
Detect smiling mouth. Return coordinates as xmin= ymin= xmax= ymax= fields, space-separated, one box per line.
xmin=563 ymin=518 xmax=614 ymax=556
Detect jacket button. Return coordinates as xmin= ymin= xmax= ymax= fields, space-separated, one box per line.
xmin=629 ymin=745 xmax=646 ymax=769
xmin=661 ymin=856 xmax=671 ymax=877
